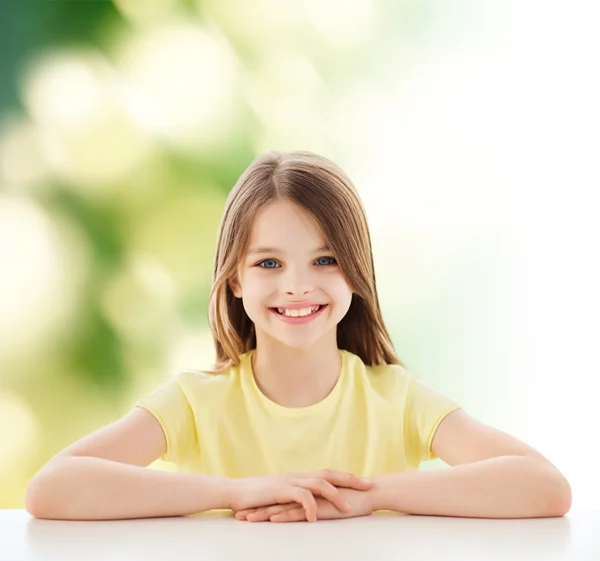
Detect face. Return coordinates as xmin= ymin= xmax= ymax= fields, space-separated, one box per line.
xmin=230 ymin=198 xmax=354 ymax=351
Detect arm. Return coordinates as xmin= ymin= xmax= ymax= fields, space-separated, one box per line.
xmin=370 ymin=454 xmax=569 ymax=518
xmin=26 ymin=456 xmax=233 ymax=520
xmin=25 ymin=406 xmax=232 ymax=520
xmin=371 ymin=409 xmax=571 ymax=519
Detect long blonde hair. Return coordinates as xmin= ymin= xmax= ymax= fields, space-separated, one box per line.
xmin=203 ymin=150 xmax=404 ymax=373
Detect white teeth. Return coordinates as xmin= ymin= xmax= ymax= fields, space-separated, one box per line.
xmin=277 ymin=306 xmax=320 ymax=317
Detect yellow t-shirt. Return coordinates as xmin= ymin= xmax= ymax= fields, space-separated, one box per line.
xmin=134 ymin=348 xmax=461 ymax=478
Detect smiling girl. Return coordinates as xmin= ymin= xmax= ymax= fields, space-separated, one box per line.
xmin=26 ymin=150 xmax=571 ymax=523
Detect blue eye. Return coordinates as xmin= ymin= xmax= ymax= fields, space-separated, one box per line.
xmin=256 ymin=256 xmax=337 ymax=268
xmin=258 ymin=259 xmax=279 ymax=269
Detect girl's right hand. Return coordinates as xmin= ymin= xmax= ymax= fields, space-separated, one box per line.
xmin=228 ymin=469 xmax=372 ymax=523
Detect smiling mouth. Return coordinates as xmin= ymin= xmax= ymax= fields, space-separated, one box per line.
xmin=269 ymin=304 xmax=327 ymax=317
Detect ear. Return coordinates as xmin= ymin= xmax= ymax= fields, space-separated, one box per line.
xmin=229 ymin=276 xmax=242 ymax=298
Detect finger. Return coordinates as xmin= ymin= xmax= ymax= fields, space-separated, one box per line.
xmin=247 ymin=510 xmax=273 ymax=522
xmin=235 ymin=508 xmax=259 ymax=520
xmin=291 ymin=487 xmax=318 ymax=523
xmin=236 ymin=505 xmax=277 ymax=516
xmin=235 ymin=511 xmax=251 ymax=520
xmin=237 ymin=502 xmax=299 ymax=521
xmin=317 ymin=469 xmax=372 ymax=490
xmin=266 ymin=503 xmax=299 ymax=516
xmin=274 ymin=502 xmax=300 ymax=514
xmin=258 ymin=503 xmax=297 ymax=519
xmin=271 ymin=508 xmax=305 ymax=523
xmin=296 ymin=477 xmax=351 ymax=513
xmin=244 ymin=503 xmax=296 ymax=521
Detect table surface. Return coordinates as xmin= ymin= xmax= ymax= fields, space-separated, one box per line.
xmin=2 ymin=508 xmax=599 ymax=561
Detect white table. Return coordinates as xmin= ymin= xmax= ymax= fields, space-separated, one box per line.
xmin=2 ymin=508 xmax=599 ymax=561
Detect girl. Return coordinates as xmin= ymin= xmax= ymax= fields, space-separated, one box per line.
xmin=26 ymin=150 xmax=571 ymax=523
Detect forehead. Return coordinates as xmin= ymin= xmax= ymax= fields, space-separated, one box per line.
xmin=247 ymin=199 xmax=326 ymax=246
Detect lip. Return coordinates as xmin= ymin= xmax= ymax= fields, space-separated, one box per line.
xmin=271 ymin=302 xmax=326 ymax=310
xmin=269 ymin=304 xmax=328 ymax=324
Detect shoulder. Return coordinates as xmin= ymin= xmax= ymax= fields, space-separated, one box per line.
xmin=361 ymin=357 xmax=415 ymax=388
xmin=351 ymin=352 xmax=450 ymax=404
xmin=174 ymin=364 xmax=240 ymax=395
xmin=344 ymin=350 xmax=414 ymax=399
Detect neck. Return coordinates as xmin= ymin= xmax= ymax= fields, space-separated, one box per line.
xmin=251 ymin=335 xmax=342 ymax=408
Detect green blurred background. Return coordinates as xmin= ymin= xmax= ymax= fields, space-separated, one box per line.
xmin=3 ymin=0 xmax=589 ymax=510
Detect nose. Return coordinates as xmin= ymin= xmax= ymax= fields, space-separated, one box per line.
xmin=281 ymin=267 xmax=314 ymax=297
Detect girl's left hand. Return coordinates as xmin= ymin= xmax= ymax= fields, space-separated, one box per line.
xmin=234 ymin=487 xmax=374 ymax=523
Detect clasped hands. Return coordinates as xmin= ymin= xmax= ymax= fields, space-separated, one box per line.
xmin=229 ymin=469 xmax=376 ymax=523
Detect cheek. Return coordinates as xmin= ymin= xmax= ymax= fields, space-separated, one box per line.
xmin=329 ymin=276 xmax=354 ymax=298
xmin=325 ymin=279 xmax=354 ymax=316
xmin=240 ymin=278 xmax=271 ymax=310
xmin=240 ymin=295 xmax=262 ymax=325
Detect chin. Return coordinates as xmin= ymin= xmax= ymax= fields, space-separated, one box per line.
xmin=258 ymin=328 xmax=324 ymax=351
xmin=273 ymin=336 xmax=322 ymax=351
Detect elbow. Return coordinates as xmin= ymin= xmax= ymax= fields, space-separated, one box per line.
xmin=25 ymin=472 xmax=61 ymax=520
xmin=25 ymin=457 xmax=74 ymax=519
xmin=25 ymin=478 xmax=45 ymax=518
xmin=529 ymin=456 xmax=572 ymax=518
xmin=546 ymin=473 xmax=572 ymax=517
xmin=26 ymin=485 xmax=61 ymax=520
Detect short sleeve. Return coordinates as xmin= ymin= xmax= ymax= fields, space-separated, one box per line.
xmin=403 ymin=375 xmax=461 ymax=464
xmin=134 ymin=376 xmax=198 ymax=465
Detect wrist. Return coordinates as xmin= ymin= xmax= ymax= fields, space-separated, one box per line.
xmin=219 ymin=476 xmax=238 ymax=510
xmin=368 ymin=473 xmax=397 ymax=512
xmin=193 ymin=474 xmax=237 ymax=511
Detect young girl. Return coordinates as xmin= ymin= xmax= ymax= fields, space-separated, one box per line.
xmin=26 ymin=150 xmax=571 ymax=523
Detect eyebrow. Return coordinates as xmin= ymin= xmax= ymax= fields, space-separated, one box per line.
xmin=247 ymin=244 xmax=331 ymax=255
